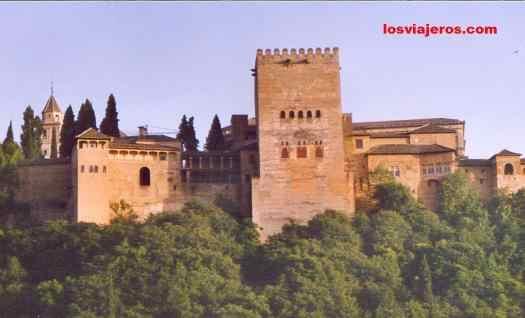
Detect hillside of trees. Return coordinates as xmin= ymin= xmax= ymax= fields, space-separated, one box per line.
xmin=0 ymin=171 xmax=524 ymax=317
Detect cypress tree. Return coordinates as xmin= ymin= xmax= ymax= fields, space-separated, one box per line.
xmin=2 ymin=121 xmax=22 ymax=165
xmin=205 ymin=114 xmax=225 ymax=151
xmin=20 ymin=105 xmax=42 ymax=160
xmin=100 ymin=94 xmax=120 ymax=137
xmin=418 ymin=255 xmax=434 ymax=304
xmin=59 ymin=106 xmax=76 ymax=158
xmin=76 ymin=99 xmax=97 ymax=134
xmin=3 ymin=121 xmax=14 ymax=145
xmin=186 ymin=116 xmax=199 ymax=151
xmin=50 ymin=128 xmax=58 ymax=159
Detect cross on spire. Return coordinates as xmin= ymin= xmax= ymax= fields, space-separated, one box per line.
xmin=50 ymin=81 xmax=54 ymax=96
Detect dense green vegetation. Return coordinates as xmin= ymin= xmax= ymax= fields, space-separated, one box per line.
xmin=1 ymin=172 xmax=524 ymax=317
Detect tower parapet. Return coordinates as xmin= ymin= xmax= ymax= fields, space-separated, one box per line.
xmin=255 ymin=47 xmax=339 ymax=64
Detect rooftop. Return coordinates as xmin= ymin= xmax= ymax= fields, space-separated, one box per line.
xmin=458 ymin=159 xmax=492 ymax=167
xmin=353 ymin=118 xmax=464 ymax=130
xmin=409 ymin=124 xmax=457 ymax=134
xmin=76 ymin=128 xmax=111 ymax=140
xmin=491 ymin=149 xmax=522 ymax=159
xmin=367 ymin=144 xmax=456 ymax=155
xmin=42 ymin=95 xmax=62 ymax=113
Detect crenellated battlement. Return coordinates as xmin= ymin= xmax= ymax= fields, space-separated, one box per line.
xmin=256 ymin=47 xmax=339 ymax=64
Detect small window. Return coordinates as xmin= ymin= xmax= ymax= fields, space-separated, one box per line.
xmin=480 ymin=178 xmax=484 ymax=185
xmin=280 ymin=111 xmax=286 ymax=119
xmin=140 ymin=167 xmax=151 ymax=186
xmin=298 ymin=111 xmax=304 ymax=119
xmin=159 ymin=153 xmax=167 ymax=161
xmin=297 ymin=147 xmax=307 ymax=158
xmin=355 ymin=139 xmax=364 ymax=149
xmin=94 ymin=166 xmax=98 ymax=173
xmin=289 ymin=111 xmax=295 ymax=119
xmin=42 ymin=130 xmax=47 ymax=138
xmin=81 ymin=165 xmax=85 ymax=173
xmin=89 ymin=166 xmax=93 ymax=173
xmin=481 ymin=169 xmax=485 ymax=174
xmin=504 ymin=163 xmax=514 ymax=175
xmin=281 ymin=148 xmax=289 ymax=159
xmin=307 ymin=111 xmax=312 ymax=118
xmin=103 ymin=166 xmax=107 ymax=173
xmin=390 ymin=166 xmax=400 ymax=177
xmin=315 ymin=147 xmax=323 ymax=158
xmin=315 ymin=110 xmax=321 ymax=118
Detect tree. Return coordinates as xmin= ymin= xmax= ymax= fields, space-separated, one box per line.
xmin=205 ymin=115 xmax=225 ymax=151
xmin=416 ymin=255 xmax=433 ymax=304
xmin=50 ymin=128 xmax=58 ymax=159
xmin=20 ymin=105 xmax=42 ymax=160
xmin=186 ymin=116 xmax=199 ymax=151
xmin=2 ymin=121 xmax=22 ymax=165
xmin=59 ymin=106 xmax=75 ymax=158
xmin=76 ymin=99 xmax=97 ymax=134
xmin=100 ymin=94 xmax=120 ymax=137
xmin=176 ymin=115 xmax=199 ymax=151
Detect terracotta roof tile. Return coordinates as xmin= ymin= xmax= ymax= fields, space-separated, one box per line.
xmin=409 ymin=124 xmax=456 ymax=134
xmin=76 ymin=128 xmax=111 ymax=140
xmin=491 ymin=149 xmax=522 ymax=158
xmin=458 ymin=159 xmax=492 ymax=167
xmin=367 ymin=144 xmax=455 ymax=155
xmin=353 ymin=118 xmax=464 ymax=130
xmin=42 ymin=95 xmax=62 ymax=113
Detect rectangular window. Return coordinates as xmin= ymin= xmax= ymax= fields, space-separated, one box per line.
xmin=159 ymin=153 xmax=167 ymax=160
xmin=80 ymin=165 xmax=85 ymax=173
xmin=390 ymin=166 xmax=400 ymax=177
xmin=355 ymin=139 xmax=364 ymax=149
xmin=480 ymin=178 xmax=484 ymax=184
xmin=297 ymin=147 xmax=307 ymax=158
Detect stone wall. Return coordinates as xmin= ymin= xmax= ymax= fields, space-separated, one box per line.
xmin=16 ymin=159 xmax=73 ymax=222
xmin=252 ymin=48 xmax=354 ymax=239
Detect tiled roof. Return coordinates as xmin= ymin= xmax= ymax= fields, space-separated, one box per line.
xmin=491 ymin=149 xmax=522 ymax=158
xmin=353 ymin=118 xmax=464 ymax=130
xmin=458 ymin=159 xmax=492 ymax=167
xmin=409 ymin=124 xmax=456 ymax=134
xmin=42 ymin=95 xmax=62 ymax=113
xmin=352 ymin=130 xmax=409 ymax=138
xmin=367 ymin=144 xmax=456 ymax=155
xmin=76 ymin=128 xmax=111 ymax=140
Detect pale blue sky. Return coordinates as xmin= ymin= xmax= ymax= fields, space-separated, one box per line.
xmin=1 ymin=2 xmax=523 ymax=158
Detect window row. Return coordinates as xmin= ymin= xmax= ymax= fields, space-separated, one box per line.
xmin=280 ymin=140 xmax=323 ymax=146
xmin=109 ymin=151 xmax=171 ymax=161
xmin=389 ymin=166 xmax=400 ymax=177
xmin=281 ymin=147 xmax=324 ymax=159
xmin=79 ymin=141 xmax=107 ymax=149
xmin=280 ymin=110 xmax=322 ymax=119
xmin=422 ymin=163 xmax=451 ymax=177
xmin=80 ymin=165 xmax=107 ymax=174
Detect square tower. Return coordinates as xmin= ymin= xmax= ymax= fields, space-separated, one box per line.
xmin=251 ymin=47 xmax=354 ymax=239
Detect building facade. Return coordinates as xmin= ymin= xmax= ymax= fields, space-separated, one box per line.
xmin=16 ymin=48 xmax=525 ymax=238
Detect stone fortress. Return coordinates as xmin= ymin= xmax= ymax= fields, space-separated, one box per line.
xmin=16 ymin=47 xmax=525 ymax=239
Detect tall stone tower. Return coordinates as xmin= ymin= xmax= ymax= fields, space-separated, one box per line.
xmin=251 ymin=47 xmax=354 ymax=239
xmin=41 ymin=92 xmax=64 ymax=158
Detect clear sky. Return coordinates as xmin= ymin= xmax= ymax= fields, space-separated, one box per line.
xmin=1 ymin=2 xmax=523 ymax=158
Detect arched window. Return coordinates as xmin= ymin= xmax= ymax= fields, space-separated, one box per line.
xmin=315 ymin=147 xmax=324 ymax=158
xmin=504 ymin=163 xmax=514 ymax=175
xmin=307 ymin=110 xmax=312 ymax=118
xmin=315 ymin=110 xmax=321 ymax=118
xmin=297 ymin=147 xmax=307 ymax=158
xmin=289 ymin=111 xmax=295 ymax=119
xmin=298 ymin=111 xmax=304 ymax=119
xmin=281 ymin=148 xmax=289 ymax=159
xmin=140 ymin=167 xmax=151 ymax=186
xmin=280 ymin=111 xmax=286 ymax=119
